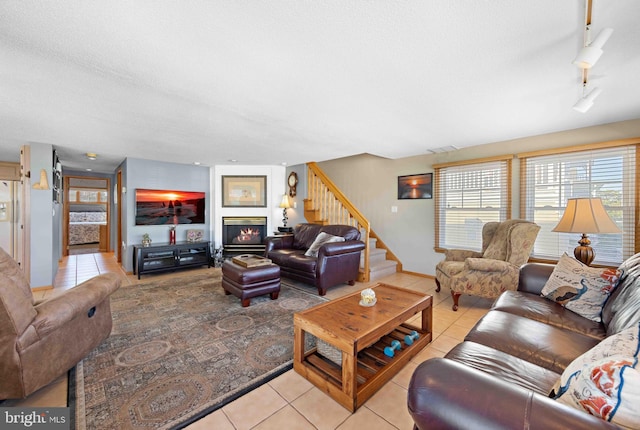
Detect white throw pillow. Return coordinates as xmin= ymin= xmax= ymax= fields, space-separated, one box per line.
xmin=304 ymin=232 xmax=345 ymax=258
xmin=551 ymin=322 xmax=640 ymax=429
xmin=540 ymin=253 xmax=621 ymax=322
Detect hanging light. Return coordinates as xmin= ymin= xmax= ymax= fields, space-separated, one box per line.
xmin=573 ymin=86 xmax=602 ymax=113
xmin=573 ymin=27 xmax=614 ymax=69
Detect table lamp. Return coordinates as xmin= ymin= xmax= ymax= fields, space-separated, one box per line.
xmin=552 ymin=197 xmax=621 ymax=266
xmin=278 ymin=194 xmax=292 ymax=232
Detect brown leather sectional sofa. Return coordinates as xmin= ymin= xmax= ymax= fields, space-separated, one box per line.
xmin=264 ymin=223 xmax=365 ymax=296
xmin=408 ymin=253 xmax=640 ymax=429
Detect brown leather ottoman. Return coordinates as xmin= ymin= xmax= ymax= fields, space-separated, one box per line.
xmin=221 ymin=260 xmax=281 ymax=307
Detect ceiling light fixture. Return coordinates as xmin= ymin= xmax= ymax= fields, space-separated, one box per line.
xmin=573 ymin=26 xmax=613 ymax=69
xmin=86 ymin=153 xmax=97 ymax=160
xmin=573 ymin=85 xmax=602 ymax=113
xmin=571 ymin=0 xmax=611 ymax=113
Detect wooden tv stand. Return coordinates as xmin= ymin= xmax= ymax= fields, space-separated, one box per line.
xmin=293 ymin=283 xmax=432 ymax=411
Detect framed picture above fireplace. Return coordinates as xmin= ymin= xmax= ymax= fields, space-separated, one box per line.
xmin=222 ymin=176 xmax=267 ymax=207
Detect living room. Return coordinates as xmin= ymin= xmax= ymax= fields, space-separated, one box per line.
xmin=2 ymin=2 xmax=640 ymax=429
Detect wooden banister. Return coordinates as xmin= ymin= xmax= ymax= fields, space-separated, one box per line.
xmin=306 ymin=162 xmax=371 ymax=281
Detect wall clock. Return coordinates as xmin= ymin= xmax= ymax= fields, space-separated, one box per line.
xmin=287 ymin=171 xmax=298 ymax=197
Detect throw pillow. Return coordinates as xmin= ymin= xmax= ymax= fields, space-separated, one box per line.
xmin=540 ymin=253 xmax=621 ymax=322
xmin=304 ymin=232 xmax=345 ymax=258
xmin=551 ymin=322 xmax=640 ymax=429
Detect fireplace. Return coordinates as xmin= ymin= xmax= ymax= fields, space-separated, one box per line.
xmin=222 ymin=217 xmax=267 ymax=256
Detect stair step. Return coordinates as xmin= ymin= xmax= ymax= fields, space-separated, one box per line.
xmin=361 ymin=247 xmax=386 ymax=266
xmin=368 ymin=259 xmax=398 ymax=281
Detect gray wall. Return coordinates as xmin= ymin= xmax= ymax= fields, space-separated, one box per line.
xmin=123 ymin=158 xmax=211 ymax=272
xmin=29 ymin=142 xmax=56 ymax=287
xmin=318 ymin=118 xmax=640 ymax=276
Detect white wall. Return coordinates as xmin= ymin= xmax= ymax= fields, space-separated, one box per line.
xmin=29 ymin=142 xmax=56 ymax=287
xmin=318 ymin=118 xmax=640 ymax=276
xmin=211 ymin=165 xmax=286 ymax=250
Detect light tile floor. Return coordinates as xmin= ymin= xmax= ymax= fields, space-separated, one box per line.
xmin=10 ymin=253 xmax=493 ymax=429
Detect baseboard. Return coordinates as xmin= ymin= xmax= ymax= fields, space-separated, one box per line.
xmin=401 ymin=270 xmax=434 ymax=279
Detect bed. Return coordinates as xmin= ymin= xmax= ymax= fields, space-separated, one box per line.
xmin=68 ymin=207 xmax=107 ymax=246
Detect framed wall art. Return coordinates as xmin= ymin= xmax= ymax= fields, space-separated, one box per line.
xmin=398 ymin=173 xmax=432 ymax=199
xmin=186 ymin=229 xmax=204 ymax=242
xmin=222 ymin=175 xmax=267 ymax=207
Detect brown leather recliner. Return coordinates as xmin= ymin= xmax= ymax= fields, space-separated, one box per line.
xmin=0 ymin=247 xmax=121 ymax=399
xmin=264 ymin=223 xmax=365 ymax=295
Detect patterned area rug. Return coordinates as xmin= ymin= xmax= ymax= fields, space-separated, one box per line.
xmin=71 ymin=271 xmax=325 ymax=430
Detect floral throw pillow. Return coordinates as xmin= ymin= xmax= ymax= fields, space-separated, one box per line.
xmin=304 ymin=232 xmax=345 ymax=258
xmin=551 ymin=322 xmax=640 ymax=429
xmin=540 ymin=253 xmax=621 ymax=322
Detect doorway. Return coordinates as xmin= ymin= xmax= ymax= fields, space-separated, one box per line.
xmin=0 ymin=161 xmax=21 ymax=260
xmin=63 ymin=176 xmax=111 ymax=256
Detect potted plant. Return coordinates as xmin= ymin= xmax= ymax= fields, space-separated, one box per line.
xmin=142 ymin=233 xmax=152 ymax=247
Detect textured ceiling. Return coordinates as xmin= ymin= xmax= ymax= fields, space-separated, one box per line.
xmin=1 ymin=1 xmax=639 ymax=173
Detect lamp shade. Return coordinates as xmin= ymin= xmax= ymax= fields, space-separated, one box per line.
xmin=552 ymin=198 xmax=621 ymax=234
xmin=279 ymin=194 xmax=291 ymax=209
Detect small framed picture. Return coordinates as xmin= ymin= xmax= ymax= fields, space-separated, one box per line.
xmin=398 ymin=173 xmax=433 ymax=199
xmin=186 ymin=229 xmax=204 ymax=242
xmin=222 ymin=176 xmax=267 ymax=207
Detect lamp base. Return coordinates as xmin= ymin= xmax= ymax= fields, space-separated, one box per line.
xmin=574 ymin=233 xmax=594 ymax=266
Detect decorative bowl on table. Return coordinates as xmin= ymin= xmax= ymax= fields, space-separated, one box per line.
xmin=359 ymin=288 xmax=377 ymax=307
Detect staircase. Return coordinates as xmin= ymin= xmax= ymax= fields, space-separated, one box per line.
xmin=365 ymin=232 xmax=402 ymax=282
xmin=305 ymin=162 xmax=399 ymax=282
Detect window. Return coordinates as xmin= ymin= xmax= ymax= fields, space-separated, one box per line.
xmin=434 ymin=156 xmax=511 ymax=252
xmin=520 ymin=143 xmax=637 ymax=266
xmin=68 ymin=188 xmax=108 ymax=203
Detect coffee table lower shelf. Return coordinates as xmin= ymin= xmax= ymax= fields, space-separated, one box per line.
xmin=294 ymin=323 xmax=432 ymax=412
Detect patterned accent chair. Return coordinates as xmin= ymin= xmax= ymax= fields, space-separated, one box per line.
xmin=435 ymin=219 xmax=540 ymax=311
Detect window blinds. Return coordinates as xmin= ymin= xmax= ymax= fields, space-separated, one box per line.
xmin=521 ymin=145 xmax=636 ymax=266
xmin=435 ymin=159 xmax=511 ymax=252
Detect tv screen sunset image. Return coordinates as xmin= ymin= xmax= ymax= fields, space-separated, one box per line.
xmin=135 ymin=189 xmax=205 ymax=225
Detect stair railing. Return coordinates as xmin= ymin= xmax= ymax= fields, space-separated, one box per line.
xmin=307 ymin=162 xmax=371 ymax=282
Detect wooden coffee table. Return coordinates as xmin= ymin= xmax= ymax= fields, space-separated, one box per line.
xmin=293 ymin=283 xmax=432 ymax=411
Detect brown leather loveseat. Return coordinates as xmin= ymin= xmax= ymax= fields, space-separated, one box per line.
xmin=408 ymin=252 xmax=640 ymax=429
xmin=265 ymin=223 xmax=365 ymax=296
xmin=0 ymin=247 xmax=121 ymax=399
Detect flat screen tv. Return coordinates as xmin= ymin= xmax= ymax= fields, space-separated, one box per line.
xmin=135 ymin=189 xmax=206 ymax=225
